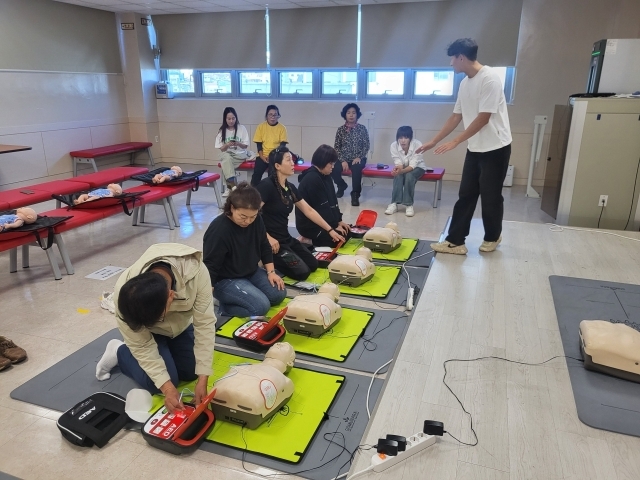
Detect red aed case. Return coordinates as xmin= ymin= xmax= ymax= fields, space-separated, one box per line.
xmin=233 ymin=307 xmax=287 ymax=351
xmin=350 ymin=210 xmax=378 ymax=238
xmin=142 ymin=389 xmax=216 ymax=455
xmin=312 ymin=241 xmax=344 ymax=268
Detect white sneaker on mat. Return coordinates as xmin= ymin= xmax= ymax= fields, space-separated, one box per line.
xmin=385 ymin=203 xmax=397 ymax=215
xmin=430 ymin=240 xmax=468 ymax=255
xmin=100 ymin=292 xmax=115 ymax=314
xmin=405 ymin=206 xmax=414 ymax=217
xmin=479 ymin=235 xmax=502 ymax=252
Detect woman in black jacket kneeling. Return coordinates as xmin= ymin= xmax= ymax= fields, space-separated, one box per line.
xmin=296 ymin=145 xmax=351 ymax=247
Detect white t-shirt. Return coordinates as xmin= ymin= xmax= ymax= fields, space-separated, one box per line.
xmin=453 ymin=66 xmax=512 ymax=153
xmin=390 ymin=139 xmax=427 ymax=170
xmin=214 ymin=124 xmax=250 ymax=155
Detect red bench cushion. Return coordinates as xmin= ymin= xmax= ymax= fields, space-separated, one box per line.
xmin=70 ymin=142 xmax=153 ymax=158
xmin=361 ymin=165 xmax=445 ymax=180
xmin=41 ymin=207 xmax=112 ymax=233
xmin=217 ymin=160 xmax=256 ymax=171
xmin=0 ymin=234 xmax=40 ymax=253
xmin=67 ymin=166 xmax=149 ymax=187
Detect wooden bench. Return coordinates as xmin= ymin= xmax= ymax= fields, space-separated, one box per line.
xmin=70 ymin=142 xmax=154 ymax=176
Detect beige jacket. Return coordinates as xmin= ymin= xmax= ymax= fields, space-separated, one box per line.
xmin=114 ymin=243 xmax=216 ymax=389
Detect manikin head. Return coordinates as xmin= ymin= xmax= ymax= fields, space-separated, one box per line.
xmin=263 ymin=342 xmax=295 ymax=374
xmin=355 ymin=247 xmax=373 ymax=261
xmin=170 ymin=166 xmax=183 ymax=176
xmin=385 ymin=222 xmax=400 ymax=233
xmin=107 ymin=184 xmax=123 ymax=195
xmin=318 ymin=282 xmax=340 ymax=302
xmin=15 ymin=207 xmax=37 ymax=224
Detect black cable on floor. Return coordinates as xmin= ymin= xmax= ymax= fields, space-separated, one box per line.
xmin=442 ymin=354 xmax=584 ymax=448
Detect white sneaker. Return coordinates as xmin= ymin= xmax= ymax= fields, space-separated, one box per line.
xmin=222 ymin=189 xmax=230 ymax=198
xmin=479 ymin=235 xmax=502 ymax=252
xmin=385 ymin=203 xmax=397 ymax=215
xmin=100 ymin=291 xmax=115 ymax=314
xmin=430 ymin=240 xmax=468 ymax=255
xmin=405 ymin=206 xmax=414 ymax=217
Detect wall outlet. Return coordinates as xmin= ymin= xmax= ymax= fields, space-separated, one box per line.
xmin=155 ymin=136 xmax=159 ymax=143
xmin=599 ymin=195 xmax=608 ymax=207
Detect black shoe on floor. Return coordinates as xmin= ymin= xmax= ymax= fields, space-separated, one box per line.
xmin=351 ymin=191 xmax=360 ymax=206
xmin=336 ymin=186 xmax=346 ymax=198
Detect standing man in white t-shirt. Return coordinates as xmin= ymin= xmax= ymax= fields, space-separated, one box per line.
xmin=416 ymin=38 xmax=512 ymax=254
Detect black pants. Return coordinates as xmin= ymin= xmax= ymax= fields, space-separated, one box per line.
xmin=331 ymin=157 xmax=367 ymax=194
xmin=446 ymin=144 xmax=511 ymax=245
xmin=251 ymin=157 xmax=271 ymax=186
xmin=274 ymin=238 xmax=318 ymax=281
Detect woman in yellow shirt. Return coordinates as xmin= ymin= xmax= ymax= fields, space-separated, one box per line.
xmin=251 ymin=105 xmax=288 ymax=186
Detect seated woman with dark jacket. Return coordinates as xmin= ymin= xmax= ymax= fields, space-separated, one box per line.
xmin=295 ymin=145 xmax=351 ymax=247
xmin=257 ymin=146 xmax=344 ymax=281
xmin=203 ymin=183 xmax=286 ymax=317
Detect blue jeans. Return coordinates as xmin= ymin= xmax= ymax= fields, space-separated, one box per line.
xmin=213 ymin=268 xmax=286 ymax=317
xmin=116 ymin=324 xmax=197 ymax=394
xmin=392 ymin=167 xmax=425 ymax=206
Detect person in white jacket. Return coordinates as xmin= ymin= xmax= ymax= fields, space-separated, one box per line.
xmin=385 ymin=126 xmax=428 ymax=217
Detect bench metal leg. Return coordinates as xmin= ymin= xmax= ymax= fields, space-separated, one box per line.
xmin=162 ymin=199 xmax=175 ymax=230
xmin=130 ymin=152 xmax=135 ymax=166
xmin=132 ymin=206 xmax=140 ymax=226
xmin=73 ymin=158 xmax=78 ymax=177
xmin=9 ymin=248 xmax=17 ymax=273
xmin=433 ymin=181 xmax=439 ymax=208
xmin=147 ymin=147 xmax=155 ymax=166
xmin=22 ymin=244 xmax=30 ymax=268
xmin=211 ymin=180 xmax=223 ymax=209
xmin=43 ymin=245 xmax=62 ymax=280
xmin=168 ymin=197 xmax=180 ymax=227
xmin=55 ymin=234 xmax=74 ymax=275
xmin=140 ymin=205 xmax=146 ymax=223
xmin=186 ymin=189 xmax=192 ymax=206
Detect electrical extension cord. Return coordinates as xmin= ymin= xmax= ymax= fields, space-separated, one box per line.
xmin=406 ymin=286 xmax=415 ymax=311
xmin=370 ymin=432 xmax=436 ymax=472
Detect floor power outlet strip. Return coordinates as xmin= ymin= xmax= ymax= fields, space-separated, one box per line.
xmin=370 ymin=432 xmax=436 ymax=471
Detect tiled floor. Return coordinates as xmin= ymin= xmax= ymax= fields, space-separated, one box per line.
xmin=3 ymin=177 xmax=603 ymax=480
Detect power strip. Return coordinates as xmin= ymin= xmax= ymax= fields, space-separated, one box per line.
xmin=370 ymin=432 xmax=436 ymax=471
xmin=406 ymin=287 xmax=415 ymax=311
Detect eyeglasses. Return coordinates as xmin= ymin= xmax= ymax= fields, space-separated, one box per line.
xmin=267 ymin=113 xmax=281 ymax=119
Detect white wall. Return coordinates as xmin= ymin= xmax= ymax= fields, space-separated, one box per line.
xmin=0 ymin=71 xmax=130 ymax=188
xmin=154 ymin=0 xmax=640 ymax=186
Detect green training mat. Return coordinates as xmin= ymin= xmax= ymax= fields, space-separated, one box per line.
xmin=338 ymin=237 xmax=419 ymax=262
xmin=150 ymin=350 xmax=343 ymax=463
xmin=216 ymin=302 xmax=374 ymax=362
xmin=282 ymin=265 xmax=402 ymax=298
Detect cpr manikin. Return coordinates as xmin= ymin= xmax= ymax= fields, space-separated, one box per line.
xmin=283 ymin=283 xmax=342 ymax=337
xmin=328 ymin=247 xmax=376 ymax=287
xmin=363 ymin=221 xmax=403 ymax=254
xmin=210 ymin=342 xmax=295 ymax=429
xmin=0 ymin=207 xmax=37 ymax=232
xmin=153 ymin=166 xmax=183 ymax=184
xmin=74 ymin=184 xmax=123 ymax=204
xmin=580 ymin=320 xmax=640 ymax=382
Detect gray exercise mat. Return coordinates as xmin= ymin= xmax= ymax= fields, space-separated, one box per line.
xmin=284 ymin=264 xmax=429 ymax=307
xmin=202 ymin=346 xmax=384 ymax=480
xmin=550 ymin=275 xmax=640 ymax=437
xmin=10 ymin=331 xmax=384 ymax=480
xmin=10 ymin=329 xmax=136 ymax=412
xmin=287 ymin=226 xmax=435 ymax=268
xmin=214 ymin=305 xmax=411 ymax=373
xmin=0 ymin=472 xmax=21 ymax=480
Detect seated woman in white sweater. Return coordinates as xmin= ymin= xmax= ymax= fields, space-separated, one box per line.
xmin=385 ymin=126 xmax=428 ymax=217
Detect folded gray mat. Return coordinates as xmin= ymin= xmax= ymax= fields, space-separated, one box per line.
xmin=550 ymin=275 xmax=640 ymax=437
xmin=215 ymin=305 xmax=410 ymax=373
xmin=10 ymin=330 xmax=384 ymax=480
